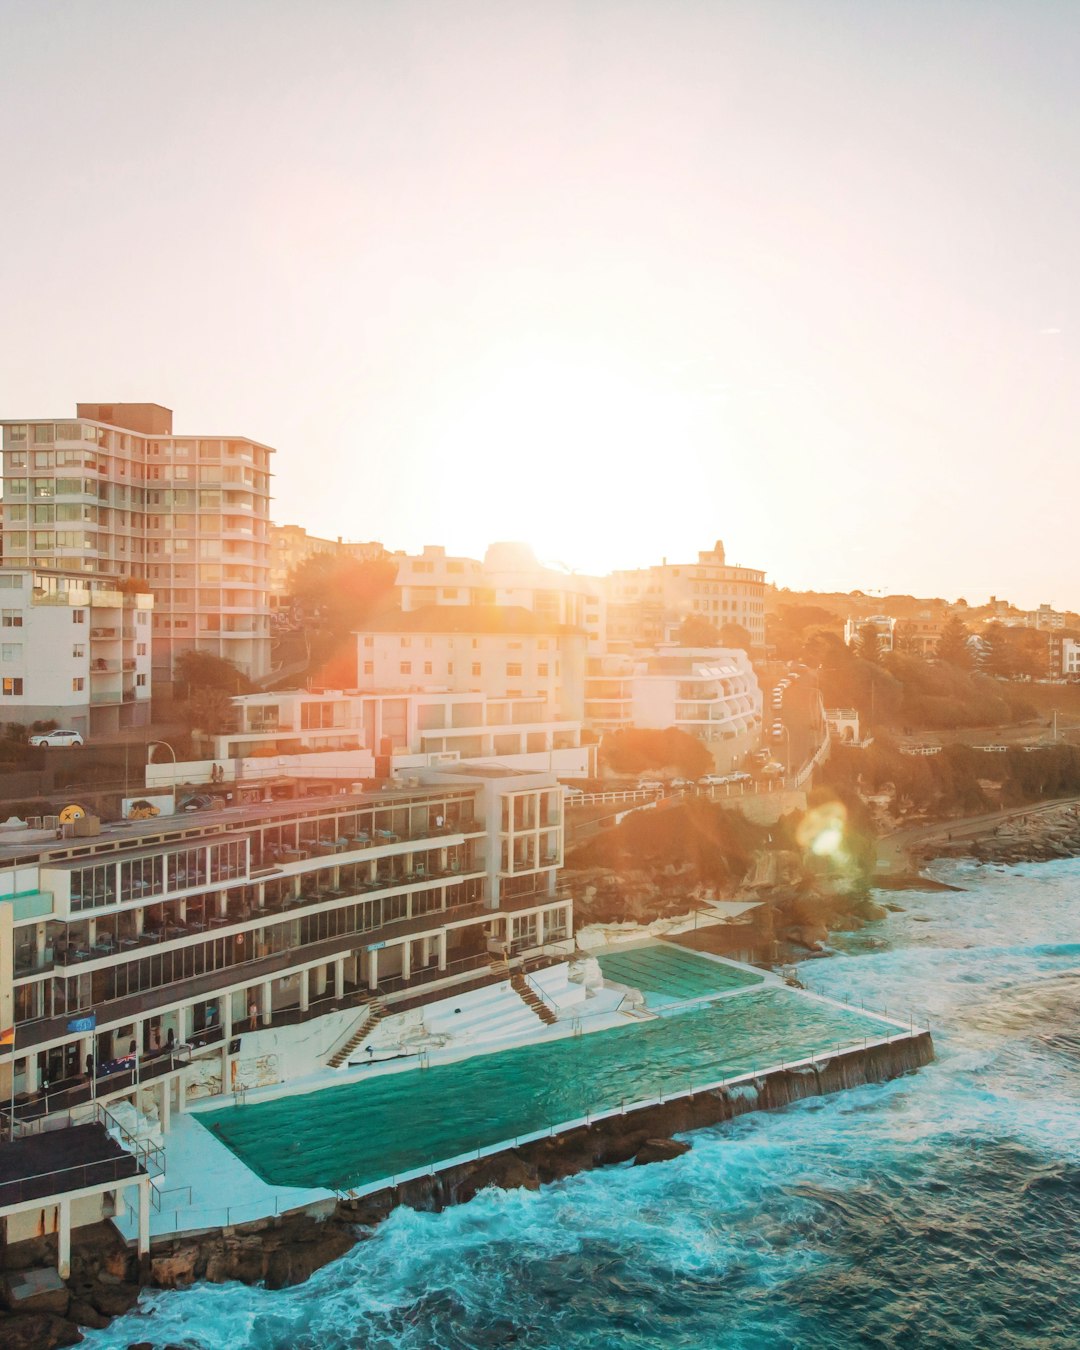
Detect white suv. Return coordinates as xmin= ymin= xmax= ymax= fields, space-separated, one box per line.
xmin=28 ymin=729 xmax=84 ymax=748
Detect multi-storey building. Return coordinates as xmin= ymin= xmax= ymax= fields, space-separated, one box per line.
xmin=211 ymin=687 xmax=593 ymax=776
xmin=0 ymin=569 xmax=153 ymax=735
xmin=0 ymin=403 xmax=273 ymax=692
xmin=604 ymin=541 xmax=766 ymax=649
xmin=269 ymin=526 xmax=391 ymax=609
xmin=584 ymin=647 xmax=762 ymax=770
xmin=357 ymin=605 xmax=588 ymax=722
xmin=396 ymin=544 xmax=606 ymax=652
xmin=843 ymin=614 xmax=896 ymax=653
xmin=0 ymin=769 xmax=570 ymax=1124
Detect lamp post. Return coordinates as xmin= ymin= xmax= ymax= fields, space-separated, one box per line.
xmin=147 ymin=740 xmax=178 ymax=790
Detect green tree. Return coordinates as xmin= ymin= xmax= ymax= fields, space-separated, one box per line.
xmin=174 ymin=651 xmax=255 ymax=699
xmin=677 ymin=614 xmax=721 ymax=647
xmin=856 ymin=623 xmax=883 ymax=664
xmin=719 ymin=622 xmax=753 ymax=651
xmin=183 ymin=687 xmax=236 ymax=736
xmin=937 ymin=614 xmax=972 ymax=668
xmin=288 ymin=555 xmax=397 ymax=639
xmin=982 ymin=624 xmax=1015 ymax=678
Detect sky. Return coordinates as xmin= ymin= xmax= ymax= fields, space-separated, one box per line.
xmin=1 ymin=0 xmax=1078 ymax=607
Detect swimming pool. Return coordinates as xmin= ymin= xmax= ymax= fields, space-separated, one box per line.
xmin=596 ymin=943 xmax=764 ymax=1004
xmin=201 ymin=988 xmax=899 ymax=1192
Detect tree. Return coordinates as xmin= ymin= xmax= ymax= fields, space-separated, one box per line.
xmin=719 ymin=622 xmax=753 ymax=652
xmin=677 ymin=615 xmax=721 ymax=647
xmin=174 ymin=651 xmax=255 ymax=700
xmin=937 ymin=614 xmax=972 ymax=669
xmin=856 ymin=623 xmax=883 ymax=664
xmin=601 ymin=726 xmax=712 ymax=779
xmin=288 ymin=555 xmax=397 ymax=639
xmin=183 ymin=687 xmax=236 ymax=737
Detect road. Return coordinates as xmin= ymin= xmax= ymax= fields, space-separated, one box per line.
xmin=876 ymin=795 xmax=1080 ymax=874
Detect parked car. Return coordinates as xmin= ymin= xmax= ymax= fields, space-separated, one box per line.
xmin=670 ymin=777 xmax=695 ymax=790
xmin=698 ymin=773 xmax=732 ymax=787
xmin=636 ymin=780 xmax=666 ymax=794
xmin=760 ymin=760 xmax=785 ymax=777
xmin=177 ymin=793 xmax=217 ymax=812
xmin=563 ymin=785 xmax=585 ymax=798
xmin=28 ymin=729 xmax=83 ymax=748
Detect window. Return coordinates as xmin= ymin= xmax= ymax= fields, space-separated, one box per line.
xmin=2 ymin=677 xmax=23 ymax=695
xmin=507 ymin=663 xmax=522 ymax=677
xmin=72 ymin=677 xmax=84 ymax=692
xmin=136 ymin=642 xmax=147 ymax=656
xmin=400 ymin=662 xmax=412 ymax=675
xmin=1 ymin=644 xmax=22 ymax=661
xmin=363 ymin=661 xmax=374 ymax=675
xmin=423 ymin=662 xmax=433 ymax=675
xmin=72 ymin=609 xmax=85 ymax=624
xmin=136 ymin=673 xmax=146 ymax=687
xmin=1 ymin=610 xmax=22 ymax=628
xmin=538 ymin=663 xmax=548 ymax=676
xmin=472 ymin=662 xmax=481 ymax=676
xmin=137 ymin=612 xmax=147 ymax=625
xmin=400 ymin=636 xmax=411 ymax=647
xmin=72 ymin=644 xmax=85 ymax=659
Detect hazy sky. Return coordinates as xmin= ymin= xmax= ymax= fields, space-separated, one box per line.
xmin=2 ymin=1 xmax=1078 ymax=606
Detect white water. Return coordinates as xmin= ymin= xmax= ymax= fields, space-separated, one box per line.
xmin=88 ymin=857 xmax=1080 ymax=1348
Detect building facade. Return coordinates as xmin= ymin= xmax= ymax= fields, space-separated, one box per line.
xmin=604 ymin=541 xmax=766 ymax=649
xmin=0 ymin=403 xmax=273 ymax=691
xmin=0 ymin=569 xmax=152 ymax=735
xmin=269 ymin=526 xmax=391 ymax=608
xmin=584 ymin=646 xmax=762 ymax=770
xmin=0 ymin=770 xmax=570 ymax=1123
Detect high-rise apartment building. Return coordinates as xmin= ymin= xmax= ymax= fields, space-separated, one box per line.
xmin=0 ymin=403 xmax=273 ymax=692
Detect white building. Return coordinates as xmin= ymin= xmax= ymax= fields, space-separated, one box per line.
xmin=584 ymin=646 xmax=762 ymax=771
xmin=843 ymin=615 xmax=896 ymax=653
xmin=0 ymin=403 xmax=273 ymax=692
xmin=210 ymin=686 xmax=594 ymax=778
xmin=395 ymin=543 xmax=606 ymax=652
xmin=1060 ymin=638 xmax=1080 ymax=677
xmin=604 ymin=541 xmax=766 ymax=650
xmin=0 ymin=569 xmax=152 ymax=736
xmin=357 ymin=604 xmax=588 ymax=722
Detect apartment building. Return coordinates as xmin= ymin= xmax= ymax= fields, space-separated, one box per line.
xmin=605 ymin=541 xmax=766 ymax=649
xmin=0 ymin=403 xmax=273 ymax=691
xmin=269 ymin=525 xmax=391 ymax=608
xmin=357 ymin=605 xmax=588 ymax=722
xmin=212 ymin=687 xmax=592 ymax=776
xmin=0 ymin=568 xmax=152 ymax=735
xmin=396 ymin=543 xmax=606 ymax=651
xmin=0 ymin=769 xmax=570 ymax=1126
xmin=843 ymin=614 xmax=896 ymax=653
xmin=584 ymin=647 xmax=762 ymax=771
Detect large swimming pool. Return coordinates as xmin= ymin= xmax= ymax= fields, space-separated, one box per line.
xmin=201 ymin=988 xmax=899 ymax=1192
xmin=596 ymin=942 xmax=764 ymax=1004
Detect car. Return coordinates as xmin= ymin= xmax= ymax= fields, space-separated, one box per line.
xmin=751 ymin=748 xmax=772 ymax=763
xmin=760 ymin=760 xmax=785 ymax=777
xmin=670 ymin=777 xmax=695 ymax=790
xmin=177 ymin=793 xmax=217 ymax=812
xmin=636 ymin=780 xmax=666 ymax=794
xmin=28 ymin=729 xmax=83 ymax=748
xmin=563 ymin=785 xmax=585 ymax=798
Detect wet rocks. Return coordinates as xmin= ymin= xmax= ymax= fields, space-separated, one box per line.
xmin=633 ymin=1137 xmax=692 ymax=1166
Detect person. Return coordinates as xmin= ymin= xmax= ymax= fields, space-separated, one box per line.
xmin=435 ymin=814 xmax=444 ymax=831
xmin=85 ymin=1053 xmax=94 ymax=1080
xmin=248 ymin=997 xmax=258 ymax=1031
xmin=166 ymin=1027 xmax=176 ymax=1053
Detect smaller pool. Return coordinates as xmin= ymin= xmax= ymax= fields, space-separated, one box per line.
xmin=596 ymin=942 xmax=764 ymax=1005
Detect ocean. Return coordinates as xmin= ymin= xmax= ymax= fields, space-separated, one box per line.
xmin=87 ymin=857 xmax=1080 ymax=1348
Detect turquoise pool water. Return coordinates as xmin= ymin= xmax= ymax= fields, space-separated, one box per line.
xmin=201 ymin=988 xmax=898 ymax=1192
xmin=596 ymin=943 xmax=764 ymax=1004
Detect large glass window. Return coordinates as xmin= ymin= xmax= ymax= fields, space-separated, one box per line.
xmin=71 ymin=863 xmax=115 ymax=911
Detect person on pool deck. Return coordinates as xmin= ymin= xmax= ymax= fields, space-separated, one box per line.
xmin=248 ymin=997 xmax=258 ymax=1031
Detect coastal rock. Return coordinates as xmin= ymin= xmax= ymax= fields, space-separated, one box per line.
xmin=0 ymin=1271 xmax=70 ymax=1317
xmin=89 ymin=1281 xmax=141 ymax=1318
xmin=68 ymin=1299 xmax=110 ymax=1330
xmin=149 ymin=1243 xmax=202 ymax=1289
xmin=633 ymin=1138 xmax=692 ymax=1166
xmin=0 ymin=1312 xmax=82 ymax=1349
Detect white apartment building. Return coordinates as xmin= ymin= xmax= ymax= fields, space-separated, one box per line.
xmin=357 ymin=605 xmax=588 ymax=722
xmin=584 ymin=647 xmax=762 ymax=771
xmin=605 ymin=541 xmax=766 ymax=649
xmin=0 ymin=403 xmax=273 ymax=691
xmin=213 ymin=687 xmax=592 ymax=776
xmin=0 ymin=770 xmax=570 ymax=1134
xmin=843 ymin=614 xmax=896 ymax=653
xmin=0 ymin=569 xmax=152 ymax=736
xmin=396 ymin=543 xmax=606 ymax=652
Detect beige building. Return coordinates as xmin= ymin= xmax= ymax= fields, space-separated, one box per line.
xmin=605 ymin=541 xmax=766 ymax=649
xmin=0 ymin=403 xmax=273 ymax=691
xmin=269 ymin=525 xmax=391 ymax=607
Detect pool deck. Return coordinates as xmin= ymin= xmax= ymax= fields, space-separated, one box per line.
xmin=114 ymin=944 xmax=930 ymax=1243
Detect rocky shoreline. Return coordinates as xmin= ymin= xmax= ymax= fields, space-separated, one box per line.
xmin=911 ymin=803 xmax=1080 ymax=871
xmin=0 ymin=1033 xmax=934 ymax=1348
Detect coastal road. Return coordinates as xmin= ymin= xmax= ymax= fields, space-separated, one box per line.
xmin=877 ymin=795 xmax=1080 ymax=875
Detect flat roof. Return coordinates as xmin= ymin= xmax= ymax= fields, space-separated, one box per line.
xmin=0 ymin=1123 xmax=142 ymax=1208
